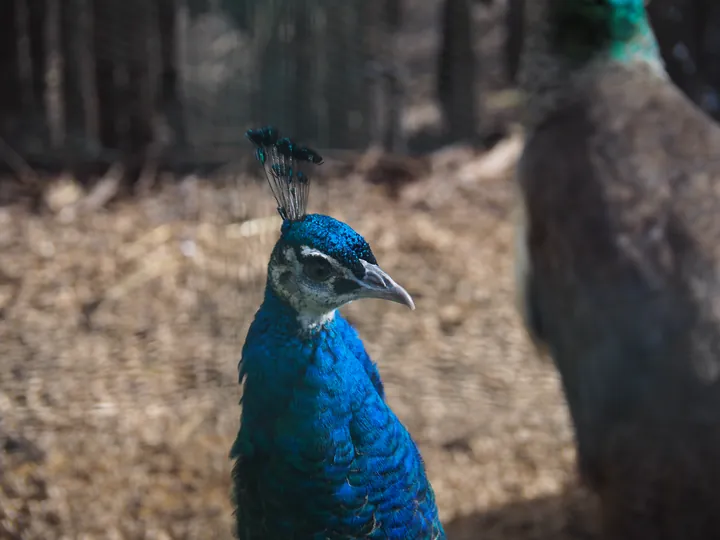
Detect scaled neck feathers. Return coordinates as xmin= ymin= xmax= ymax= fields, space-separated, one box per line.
xmin=236 ymin=285 xmax=341 ymax=439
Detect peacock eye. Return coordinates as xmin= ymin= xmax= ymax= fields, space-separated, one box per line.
xmin=302 ymin=256 xmax=333 ymax=282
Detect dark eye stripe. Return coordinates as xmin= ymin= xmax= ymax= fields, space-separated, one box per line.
xmin=333 ymin=278 xmax=359 ymax=295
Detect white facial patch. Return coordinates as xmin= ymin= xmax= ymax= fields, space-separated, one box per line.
xmin=269 ymin=245 xmax=355 ymax=331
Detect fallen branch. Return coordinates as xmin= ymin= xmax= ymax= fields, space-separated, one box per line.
xmin=0 ymin=135 xmax=39 ymax=185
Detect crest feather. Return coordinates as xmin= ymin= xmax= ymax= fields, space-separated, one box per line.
xmin=246 ymin=126 xmax=323 ymax=221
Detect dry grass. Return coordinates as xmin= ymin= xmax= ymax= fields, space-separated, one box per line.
xmin=0 ymin=149 xmax=599 ymax=539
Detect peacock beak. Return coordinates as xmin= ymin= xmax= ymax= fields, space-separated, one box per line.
xmin=355 ymin=260 xmax=415 ymax=310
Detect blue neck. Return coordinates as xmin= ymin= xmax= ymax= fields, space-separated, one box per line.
xmin=235 ymin=285 xmax=350 ymax=454
xmin=607 ymin=17 xmax=661 ymax=66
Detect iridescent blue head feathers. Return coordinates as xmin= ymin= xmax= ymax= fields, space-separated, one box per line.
xmin=246 ymin=126 xmax=324 ymax=221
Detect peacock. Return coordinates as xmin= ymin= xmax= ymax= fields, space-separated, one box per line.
xmin=514 ymin=1 xmax=720 ymax=538
xmin=231 ymin=127 xmax=445 ymax=539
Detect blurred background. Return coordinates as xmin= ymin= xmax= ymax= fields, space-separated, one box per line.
xmin=0 ymin=1 xmax=718 ymax=538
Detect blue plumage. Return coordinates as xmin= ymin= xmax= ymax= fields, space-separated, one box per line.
xmin=232 ymin=128 xmax=444 ymax=539
xmin=334 ymin=314 xmax=385 ymax=399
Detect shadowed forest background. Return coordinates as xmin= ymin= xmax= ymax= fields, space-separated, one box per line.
xmin=1 ymin=0 xmax=719 ymax=538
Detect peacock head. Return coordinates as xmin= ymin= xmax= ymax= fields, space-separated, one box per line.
xmin=246 ymin=127 xmax=414 ymax=325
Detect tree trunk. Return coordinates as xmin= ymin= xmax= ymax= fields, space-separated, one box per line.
xmin=696 ymin=0 xmax=720 ymax=118
xmin=44 ymin=0 xmax=65 ymax=149
xmin=174 ymin=0 xmax=190 ymax=148
xmin=648 ymin=0 xmax=720 ymax=119
xmin=437 ymin=0 xmax=478 ymax=142
xmin=505 ymin=0 xmax=524 ymax=84
xmin=14 ymin=0 xmax=34 ymax=112
xmin=74 ymin=0 xmax=100 ymax=152
xmin=143 ymin=2 xmax=162 ymax=139
xmin=383 ymin=0 xmax=404 ymax=152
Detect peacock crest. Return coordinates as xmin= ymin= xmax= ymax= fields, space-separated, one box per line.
xmin=246 ymin=126 xmax=324 ymax=221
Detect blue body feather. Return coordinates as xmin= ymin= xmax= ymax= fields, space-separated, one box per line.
xmin=334 ymin=314 xmax=385 ymax=399
xmin=231 ymin=214 xmax=444 ymax=539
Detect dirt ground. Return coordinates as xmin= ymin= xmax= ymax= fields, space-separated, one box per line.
xmin=0 ymin=139 xmax=601 ymax=540
xmin=0 ymin=0 xmax=607 ymax=538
